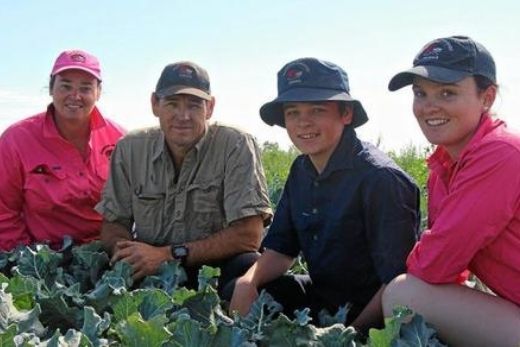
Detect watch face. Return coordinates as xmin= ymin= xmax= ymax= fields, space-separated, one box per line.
xmin=173 ymin=246 xmax=188 ymax=258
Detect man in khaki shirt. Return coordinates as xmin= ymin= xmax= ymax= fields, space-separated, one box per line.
xmin=96 ymin=61 xmax=272 ymax=299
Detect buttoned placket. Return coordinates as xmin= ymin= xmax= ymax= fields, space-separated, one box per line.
xmin=310 ymin=177 xmax=321 ymax=242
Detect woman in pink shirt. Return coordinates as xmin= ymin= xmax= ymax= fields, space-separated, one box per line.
xmin=382 ymin=36 xmax=520 ymax=346
xmin=0 ymin=50 xmax=124 ymax=250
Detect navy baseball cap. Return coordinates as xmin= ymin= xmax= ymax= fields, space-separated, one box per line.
xmin=260 ymin=57 xmax=368 ymax=128
xmin=389 ymin=36 xmax=496 ymax=91
xmin=155 ymin=61 xmax=211 ymax=100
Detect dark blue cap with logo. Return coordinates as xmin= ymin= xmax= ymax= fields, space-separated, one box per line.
xmin=260 ymin=57 xmax=368 ymax=128
xmin=389 ymin=36 xmax=496 ymax=91
xmin=155 ymin=61 xmax=212 ymax=100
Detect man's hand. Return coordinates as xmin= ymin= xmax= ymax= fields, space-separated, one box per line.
xmin=111 ymin=240 xmax=172 ymax=280
xmin=229 ymin=277 xmax=259 ymax=316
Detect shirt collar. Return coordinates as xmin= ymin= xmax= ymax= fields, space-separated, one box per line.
xmin=42 ymin=104 xmax=106 ymax=139
xmin=427 ymin=115 xmax=502 ymax=175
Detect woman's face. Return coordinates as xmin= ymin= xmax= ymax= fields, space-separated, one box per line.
xmin=50 ymin=69 xmax=101 ymax=123
xmin=412 ymin=76 xmax=496 ymax=159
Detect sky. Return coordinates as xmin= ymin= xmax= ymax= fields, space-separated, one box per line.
xmin=1 ymin=0 xmax=519 ymax=152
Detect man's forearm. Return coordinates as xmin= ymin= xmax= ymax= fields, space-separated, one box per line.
xmin=185 ymin=215 xmax=263 ymax=266
xmin=100 ymin=220 xmax=132 ymax=254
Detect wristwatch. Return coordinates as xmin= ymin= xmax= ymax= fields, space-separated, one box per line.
xmin=171 ymin=244 xmax=189 ymax=265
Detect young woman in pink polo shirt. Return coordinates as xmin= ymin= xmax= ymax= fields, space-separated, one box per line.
xmin=0 ymin=50 xmax=124 ymax=250
xmin=382 ymin=36 xmax=520 ymax=347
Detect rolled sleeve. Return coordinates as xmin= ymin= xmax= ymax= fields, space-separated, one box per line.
xmin=223 ymin=134 xmax=273 ymax=225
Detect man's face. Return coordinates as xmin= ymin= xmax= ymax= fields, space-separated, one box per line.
xmin=152 ymin=94 xmax=215 ymax=154
xmin=283 ymin=101 xmax=352 ymax=171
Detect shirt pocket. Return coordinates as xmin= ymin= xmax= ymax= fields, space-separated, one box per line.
xmin=24 ymin=164 xmax=69 ymax=212
xmin=186 ymin=178 xmax=225 ymax=238
xmin=132 ymin=190 xmax=165 ymax=242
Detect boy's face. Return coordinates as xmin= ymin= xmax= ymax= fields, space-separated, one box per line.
xmin=283 ymin=101 xmax=352 ymax=171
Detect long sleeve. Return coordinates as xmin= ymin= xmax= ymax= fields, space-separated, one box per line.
xmin=0 ymin=133 xmax=31 ymax=250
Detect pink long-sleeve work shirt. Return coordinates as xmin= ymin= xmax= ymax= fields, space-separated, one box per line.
xmin=407 ymin=116 xmax=520 ymax=306
xmin=0 ymin=105 xmax=124 ymax=250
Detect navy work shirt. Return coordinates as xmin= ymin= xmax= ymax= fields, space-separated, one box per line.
xmin=263 ymin=127 xmax=420 ymax=312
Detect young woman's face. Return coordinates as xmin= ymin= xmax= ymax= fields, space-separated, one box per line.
xmin=412 ymin=76 xmax=496 ymax=159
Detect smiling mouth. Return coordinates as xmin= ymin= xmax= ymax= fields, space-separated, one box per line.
xmin=65 ymin=105 xmax=83 ymax=110
xmin=425 ymin=119 xmax=449 ymax=126
xmin=299 ymin=133 xmax=318 ymax=139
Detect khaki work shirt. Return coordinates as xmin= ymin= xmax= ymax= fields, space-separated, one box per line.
xmin=96 ymin=123 xmax=272 ymax=245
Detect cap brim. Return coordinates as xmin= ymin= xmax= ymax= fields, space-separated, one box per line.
xmin=388 ymin=65 xmax=470 ymax=91
xmin=51 ymin=66 xmax=102 ymax=81
xmin=260 ymin=87 xmax=368 ymax=128
xmin=156 ymin=85 xmax=212 ymax=101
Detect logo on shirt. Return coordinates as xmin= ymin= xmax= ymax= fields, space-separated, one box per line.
xmin=101 ymin=144 xmax=115 ymax=159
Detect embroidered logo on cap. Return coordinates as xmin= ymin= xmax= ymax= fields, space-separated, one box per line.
xmin=178 ymin=65 xmax=194 ymax=80
xmin=419 ymin=43 xmax=443 ymax=61
xmin=283 ymin=62 xmax=310 ymax=84
xmin=418 ymin=39 xmax=455 ymax=62
xmin=69 ymin=53 xmax=86 ymax=63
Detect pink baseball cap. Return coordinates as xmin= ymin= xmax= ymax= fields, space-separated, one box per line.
xmin=50 ymin=49 xmax=102 ymax=80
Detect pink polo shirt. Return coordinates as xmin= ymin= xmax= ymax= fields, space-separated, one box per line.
xmin=407 ymin=116 xmax=520 ymax=306
xmin=0 ymin=105 xmax=124 ymax=250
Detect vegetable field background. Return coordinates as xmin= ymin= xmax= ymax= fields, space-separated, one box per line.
xmin=0 ymin=142 xmax=440 ymax=346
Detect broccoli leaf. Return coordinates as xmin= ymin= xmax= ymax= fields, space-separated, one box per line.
xmin=139 ymin=289 xmax=173 ymax=320
xmin=85 ymin=261 xmax=133 ymax=312
xmin=0 ymin=288 xmax=45 ymax=336
xmin=68 ymin=241 xmax=110 ymax=292
xmin=0 ymin=324 xmax=17 ymax=346
xmin=112 ymin=291 xmax=146 ymax=323
xmin=197 ymin=266 xmax=221 ymax=291
xmin=81 ymin=306 xmax=111 ymax=345
xmin=261 ymin=313 xmax=317 ymax=347
xmin=167 ymin=315 xmax=213 ymax=347
xmin=318 ymin=303 xmax=350 ymax=327
xmin=392 ymin=314 xmax=447 ymax=347
xmin=1 ymin=274 xmax=39 ymax=310
xmin=115 ymin=312 xmax=170 ymax=347
xmin=12 ymin=245 xmax=63 ymax=290
xmin=313 ymin=324 xmax=360 ymax=347
xmin=236 ymin=290 xmax=283 ymax=341
xmin=140 ymin=261 xmax=186 ymax=295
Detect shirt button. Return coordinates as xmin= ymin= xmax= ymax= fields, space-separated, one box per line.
xmin=313 ymin=234 xmax=318 ymax=241
xmin=175 ymin=210 xmax=181 ymax=217
xmin=312 ymin=208 xmax=318 ymax=214
xmin=313 ymin=181 xmax=319 ymax=187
